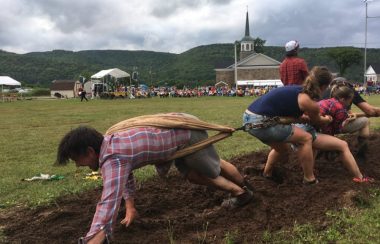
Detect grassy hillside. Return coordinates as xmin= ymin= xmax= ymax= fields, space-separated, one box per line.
xmin=0 ymin=44 xmax=379 ymax=86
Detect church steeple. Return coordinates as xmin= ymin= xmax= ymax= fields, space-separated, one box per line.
xmin=240 ymin=9 xmax=255 ymax=60
xmin=245 ymin=11 xmax=250 ymax=37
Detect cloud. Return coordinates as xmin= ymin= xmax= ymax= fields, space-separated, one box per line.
xmin=0 ymin=0 xmax=380 ymax=54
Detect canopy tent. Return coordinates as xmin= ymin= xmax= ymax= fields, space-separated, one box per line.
xmin=237 ymin=79 xmax=283 ymax=87
xmin=0 ymin=76 xmax=21 ymax=86
xmin=215 ymin=81 xmax=229 ymax=87
xmin=91 ymin=68 xmax=131 ymax=94
xmin=91 ymin=68 xmax=130 ymax=79
xmin=1 ymin=76 xmax=21 ymax=102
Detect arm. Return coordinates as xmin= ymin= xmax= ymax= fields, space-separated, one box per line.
xmin=357 ymin=101 xmax=380 ymax=117
xmin=82 ymin=158 xmax=132 ymax=243
xmin=298 ymin=93 xmax=332 ymax=126
xmin=300 ymin=59 xmax=309 ymax=81
xmin=120 ymin=198 xmax=138 ymax=227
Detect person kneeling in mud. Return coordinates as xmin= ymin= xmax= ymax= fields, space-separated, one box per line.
xmin=56 ymin=113 xmax=253 ymax=244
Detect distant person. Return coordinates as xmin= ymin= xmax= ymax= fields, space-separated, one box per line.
xmin=279 ymin=40 xmax=309 ymax=86
xmin=56 ymin=113 xmax=253 ymax=243
xmin=79 ymin=89 xmax=88 ymax=102
xmin=243 ymin=66 xmax=333 ymax=185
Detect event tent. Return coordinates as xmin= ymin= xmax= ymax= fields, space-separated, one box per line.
xmin=237 ymin=79 xmax=283 ymax=87
xmin=91 ymin=68 xmax=130 ymax=79
xmin=1 ymin=76 xmax=21 ymax=102
xmin=90 ymin=68 xmax=131 ymax=95
xmin=0 ymin=76 xmax=21 ymax=86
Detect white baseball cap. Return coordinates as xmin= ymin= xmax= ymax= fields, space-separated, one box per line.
xmin=285 ymin=40 xmax=299 ymax=52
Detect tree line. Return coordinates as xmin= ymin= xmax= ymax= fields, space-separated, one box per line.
xmin=0 ymin=44 xmax=378 ymax=87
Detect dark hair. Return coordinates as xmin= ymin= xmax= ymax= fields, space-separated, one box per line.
xmin=56 ymin=126 xmax=104 ymax=165
xmin=329 ymin=77 xmax=354 ymax=89
xmin=302 ymin=66 xmax=332 ymax=100
xmin=331 ymin=83 xmax=354 ymax=100
xmin=285 ymin=49 xmax=298 ymax=57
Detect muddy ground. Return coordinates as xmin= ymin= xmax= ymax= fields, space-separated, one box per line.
xmin=1 ymin=134 xmax=380 ymax=243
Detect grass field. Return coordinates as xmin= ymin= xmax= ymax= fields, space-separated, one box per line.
xmin=1 ymin=95 xmax=380 ymax=242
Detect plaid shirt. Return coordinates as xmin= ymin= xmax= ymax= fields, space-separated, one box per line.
xmin=85 ymin=127 xmax=191 ymax=240
xmin=318 ymin=98 xmax=349 ymax=135
xmin=279 ymin=57 xmax=308 ymax=85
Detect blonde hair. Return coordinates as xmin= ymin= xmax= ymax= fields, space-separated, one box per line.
xmin=302 ymin=66 xmax=332 ymax=100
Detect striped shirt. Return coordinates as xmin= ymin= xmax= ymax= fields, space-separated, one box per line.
xmin=318 ymin=98 xmax=348 ymax=135
xmin=85 ymin=127 xmax=191 ymax=240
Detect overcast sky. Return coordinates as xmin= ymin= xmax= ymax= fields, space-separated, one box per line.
xmin=1 ymin=0 xmax=380 ymax=54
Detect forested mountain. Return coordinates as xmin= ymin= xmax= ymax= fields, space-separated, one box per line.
xmin=0 ymin=44 xmax=379 ymax=87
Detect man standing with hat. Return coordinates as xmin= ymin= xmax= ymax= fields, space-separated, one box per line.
xmin=280 ymin=40 xmax=309 ymax=86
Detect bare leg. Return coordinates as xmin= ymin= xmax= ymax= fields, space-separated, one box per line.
xmin=312 ymin=133 xmax=363 ymax=178
xmin=265 ymin=126 xmax=315 ymax=182
xmin=186 ymin=170 xmax=244 ymax=197
xmin=263 ymin=146 xmax=287 ymax=177
xmin=219 ymin=159 xmax=245 ymax=187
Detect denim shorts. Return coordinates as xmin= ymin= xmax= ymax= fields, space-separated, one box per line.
xmin=293 ymin=123 xmax=318 ymax=141
xmin=243 ymin=112 xmax=294 ymax=144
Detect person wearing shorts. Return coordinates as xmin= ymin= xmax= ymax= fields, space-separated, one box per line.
xmin=243 ymin=66 xmax=333 ymax=185
xmin=292 ymin=123 xmax=371 ymax=183
xmin=56 ymin=114 xmax=253 ymax=243
xmin=320 ymin=83 xmax=370 ymax=158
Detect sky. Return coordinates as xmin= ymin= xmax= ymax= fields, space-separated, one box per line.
xmin=1 ymin=0 xmax=380 ymax=54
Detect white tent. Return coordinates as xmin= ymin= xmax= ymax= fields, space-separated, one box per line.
xmin=1 ymin=76 xmax=21 ymax=102
xmin=90 ymin=68 xmax=131 ymax=96
xmin=237 ymin=79 xmax=283 ymax=87
xmin=0 ymin=76 xmax=21 ymax=86
xmin=91 ymin=68 xmax=130 ymax=79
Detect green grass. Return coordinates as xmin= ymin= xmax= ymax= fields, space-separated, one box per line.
xmin=0 ymin=96 xmax=263 ymax=208
xmin=260 ymin=189 xmax=380 ymax=243
xmin=1 ymin=95 xmax=380 ymax=242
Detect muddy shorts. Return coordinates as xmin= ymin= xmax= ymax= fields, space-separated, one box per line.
xmin=342 ymin=117 xmax=369 ymax=134
xmin=243 ymin=112 xmax=294 ymax=144
xmin=175 ymin=130 xmax=221 ymax=179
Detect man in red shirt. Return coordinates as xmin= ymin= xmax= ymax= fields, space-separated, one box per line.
xmin=279 ymin=40 xmax=309 ymax=86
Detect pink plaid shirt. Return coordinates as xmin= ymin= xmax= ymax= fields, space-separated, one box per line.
xmin=85 ymin=127 xmax=191 ymax=240
xmin=318 ymin=98 xmax=349 ymax=135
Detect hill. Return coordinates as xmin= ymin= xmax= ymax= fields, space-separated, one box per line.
xmin=0 ymin=45 xmax=379 ymax=87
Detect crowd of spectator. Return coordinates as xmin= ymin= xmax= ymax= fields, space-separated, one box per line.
xmin=125 ymin=85 xmax=280 ymax=99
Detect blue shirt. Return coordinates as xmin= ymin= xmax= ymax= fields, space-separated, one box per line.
xmin=247 ymin=86 xmax=303 ymax=117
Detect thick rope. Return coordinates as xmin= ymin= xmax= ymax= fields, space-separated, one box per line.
xmin=105 ymin=113 xmax=235 ymax=161
xmin=105 ymin=114 xmax=303 ymax=161
xmin=105 ymin=113 xmax=234 ymax=135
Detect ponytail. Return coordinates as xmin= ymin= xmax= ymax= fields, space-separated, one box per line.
xmin=302 ymin=66 xmax=332 ymax=100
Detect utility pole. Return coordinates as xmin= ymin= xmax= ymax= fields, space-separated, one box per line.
xmin=364 ymin=0 xmax=369 ymax=84
xmin=363 ymin=0 xmax=380 ymax=84
xmin=234 ymin=41 xmax=239 ymax=91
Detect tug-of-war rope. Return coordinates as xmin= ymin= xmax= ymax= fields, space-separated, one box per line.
xmin=104 ymin=113 xmax=312 ymax=162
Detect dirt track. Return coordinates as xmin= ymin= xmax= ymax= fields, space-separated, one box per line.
xmin=1 ymin=134 xmax=380 ymax=243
